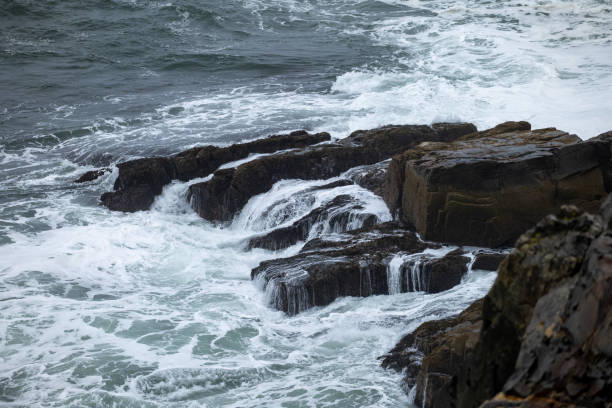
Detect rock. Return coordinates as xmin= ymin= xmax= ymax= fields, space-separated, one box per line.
xmin=102 ymin=157 xmax=176 ymax=211
xmin=188 ymin=145 xmax=379 ymax=221
xmin=100 ymin=130 xmax=330 ymax=212
xmin=246 ymin=192 xmax=379 ymax=251
xmin=384 ymin=199 xmax=612 ymax=408
xmin=383 ymin=122 xmax=612 ymax=247
xmin=472 ymin=253 xmax=507 ymax=271
xmin=251 ymin=223 xmax=470 ymax=315
xmin=380 ymin=299 xmax=484 ymax=406
xmin=415 ymin=300 xmax=484 ymax=408
xmin=454 ymin=204 xmax=605 ymax=408
xmin=424 ymin=250 xmax=470 ymax=293
xmin=74 ymin=168 xmax=111 ymax=183
xmin=190 ymin=123 xmax=477 ymax=222
xmin=494 ymin=199 xmax=612 ymax=407
xmin=342 ymin=160 xmax=390 ymax=197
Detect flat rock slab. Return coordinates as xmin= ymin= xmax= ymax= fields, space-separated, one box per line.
xmin=383 ymin=121 xmax=612 ymax=247
xmin=251 ymin=223 xmax=471 ymax=315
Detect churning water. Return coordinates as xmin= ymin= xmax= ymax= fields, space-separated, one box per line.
xmin=1 ymin=0 xmax=611 ymax=406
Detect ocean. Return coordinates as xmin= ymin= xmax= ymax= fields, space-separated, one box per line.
xmin=1 ymin=1 xmax=611 ymax=406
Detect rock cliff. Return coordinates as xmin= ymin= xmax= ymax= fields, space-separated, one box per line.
xmin=383 ymin=199 xmax=612 ymax=408
xmin=383 ymin=122 xmax=612 ymax=247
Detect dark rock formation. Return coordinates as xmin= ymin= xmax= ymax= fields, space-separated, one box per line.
xmin=342 ymin=159 xmax=390 ymax=197
xmin=472 ymin=252 xmax=507 ymax=271
xmin=381 ymin=299 xmax=484 ymax=408
xmin=251 ymin=223 xmax=470 ymax=315
xmin=456 ymin=204 xmax=604 ymax=408
xmin=189 ymin=123 xmax=477 ymax=222
xmin=380 ymin=299 xmax=483 ymax=401
xmin=383 ymin=198 xmax=612 ymax=408
xmin=100 ymin=131 xmax=330 ymax=212
xmin=101 ymin=157 xmax=176 ymax=212
xmin=246 ymin=193 xmax=379 ymax=251
xmin=482 ymin=200 xmax=612 ymax=408
xmin=383 ymin=122 xmax=612 ymax=247
xmin=74 ymin=168 xmax=111 ymax=183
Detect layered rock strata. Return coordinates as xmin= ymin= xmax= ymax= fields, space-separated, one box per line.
xmin=383 ymin=199 xmax=612 ymax=408
xmin=383 ymin=122 xmax=612 ymax=247
xmin=251 ymin=223 xmax=471 ymax=315
xmin=100 ymin=130 xmax=331 ymax=212
xmin=380 ymin=299 xmax=484 ymax=407
xmin=188 ymin=123 xmax=477 ymax=222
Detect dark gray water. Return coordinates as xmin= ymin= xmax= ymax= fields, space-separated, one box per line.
xmin=1 ymin=1 xmax=611 ymax=407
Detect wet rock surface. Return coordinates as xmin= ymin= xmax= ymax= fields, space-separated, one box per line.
xmin=382 ymin=299 xmax=484 ymax=408
xmin=342 ymin=160 xmax=390 ymax=197
xmin=383 ymin=122 xmax=612 ymax=247
xmin=189 ymin=123 xmax=476 ymax=222
xmin=74 ymin=167 xmax=112 ymax=183
xmin=100 ymin=130 xmax=330 ymax=212
xmin=383 ymin=198 xmax=612 ymax=408
xmin=251 ymin=222 xmax=471 ymax=315
xmin=246 ymin=192 xmax=379 ymax=251
xmin=380 ymin=299 xmax=483 ymax=398
xmin=456 ymin=204 xmax=605 ymax=408
xmin=97 ymin=120 xmax=611 ymax=407
xmin=472 ymin=252 xmax=507 ymax=271
xmin=491 ymin=200 xmax=612 ymax=408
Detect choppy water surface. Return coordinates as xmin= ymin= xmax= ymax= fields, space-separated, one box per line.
xmin=1 ymin=0 xmax=611 ymax=406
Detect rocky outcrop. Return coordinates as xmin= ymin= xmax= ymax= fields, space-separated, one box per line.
xmin=482 ymin=201 xmax=612 ymax=408
xmin=472 ymin=252 xmax=507 ymax=271
xmin=251 ymin=223 xmax=471 ymax=315
xmin=380 ymin=299 xmax=484 ymax=404
xmin=383 ymin=122 xmax=612 ymax=247
xmin=456 ymin=204 xmax=605 ymax=408
xmin=342 ymin=160 xmax=390 ymax=197
xmin=246 ymin=191 xmax=379 ymax=251
xmin=100 ymin=131 xmax=330 ymax=212
xmin=383 ymin=198 xmax=612 ymax=408
xmin=74 ymin=167 xmax=111 ymax=183
xmin=189 ymin=123 xmax=477 ymax=222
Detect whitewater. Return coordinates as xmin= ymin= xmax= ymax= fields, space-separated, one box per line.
xmin=1 ymin=0 xmax=611 ymax=406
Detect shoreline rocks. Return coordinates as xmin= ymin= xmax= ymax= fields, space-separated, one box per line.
xmin=188 ymin=123 xmax=477 ymax=222
xmin=100 ymin=130 xmax=330 ymax=212
xmin=380 ymin=298 xmax=484 ymax=407
xmin=94 ymin=119 xmax=611 ymax=407
xmin=251 ymin=222 xmax=471 ymax=315
xmin=383 ymin=122 xmax=612 ymax=247
xmin=383 ymin=199 xmax=612 ymax=408
xmin=74 ymin=167 xmax=112 ymax=183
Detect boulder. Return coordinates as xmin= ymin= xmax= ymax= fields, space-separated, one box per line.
xmin=101 ymin=157 xmax=176 ymax=211
xmin=488 ymin=200 xmax=612 ymax=407
xmin=383 ymin=122 xmax=612 ymax=247
xmin=74 ymin=167 xmax=111 ymax=183
xmin=383 ymin=198 xmax=612 ymax=408
xmin=454 ymin=204 xmax=604 ymax=408
xmin=251 ymin=223 xmax=470 ymax=315
xmin=190 ymin=123 xmax=477 ymax=222
xmin=380 ymin=299 xmax=484 ymax=402
xmin=100 ymin=131 xmax=330 ymax=212
xmin=246 ymin=192 xmax=379 ymax=251
xmin=414 ymin=299 xmax=484 ymax=408
xmin=342 ymin=160 xmax=390 ymax=197
xmin=472 ymin=252 xmax=507 ymax=271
